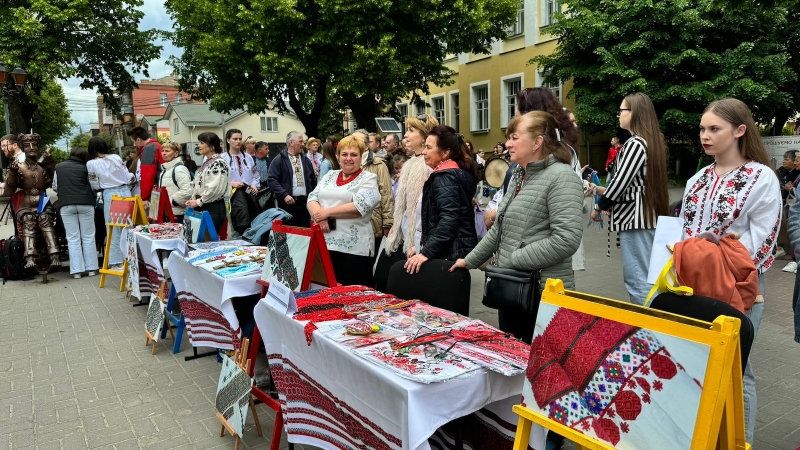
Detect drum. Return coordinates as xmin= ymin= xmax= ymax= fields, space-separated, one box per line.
xmin=484 ymin=156 xmax=510 ymax=188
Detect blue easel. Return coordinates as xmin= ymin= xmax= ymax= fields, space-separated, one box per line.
xmin=162 ymin=208 xmax=219 ymax=354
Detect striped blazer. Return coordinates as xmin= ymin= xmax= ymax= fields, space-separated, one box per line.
xmin=598 ymin=136 xmax=651 ymax=231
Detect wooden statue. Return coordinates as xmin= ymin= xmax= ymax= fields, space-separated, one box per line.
xmin=1 ymin=133 xmax=59 ymax=269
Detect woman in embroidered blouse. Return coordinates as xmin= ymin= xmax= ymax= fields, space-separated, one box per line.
xmin=405 ymin=125 xmax=478 ymax=273
xmin=87 ymin=137 xmax=134 ymax=270
xmin=679 ymin=98 xmax=780 ymax=444
xmin=590 ymin=92 xmax=670 ymax=305
xmin=186 ymin=132 xmax=231 ymax=235
xmin=221 ymin=129 xmax=259 ymax=194
xmin=307 ymin=134 xmax=380 ymax=287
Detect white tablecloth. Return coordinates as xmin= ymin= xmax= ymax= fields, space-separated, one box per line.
xmin=121 ymin=229 xmax=187 ymax=300
xmin=167 ymin=253 xmax=262 ymax=350
xmin=254 ymin=300 xmax=546 ymax=450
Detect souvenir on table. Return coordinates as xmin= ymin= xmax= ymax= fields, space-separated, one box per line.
xmin=215 ymin=262 xmax=263 ymax=279
xmin=522 ymin=301 xmax=709 ymax=449
xmin=352 ymin=336 xmax=480 ymax=384
xmin=434 ymin=321 xmax=530 ymax=376
xmin=188 ymin=239 xmax=255 ymax=250
xmin=133 ymin=223 xmax=183 ymax=240
xmin=262 ymin=230 xmax=311 ymax=292
xmin=366 ymin=302 xmax=471 ymax=333
xmin=314 ymin=319 xmax=406 ymax=348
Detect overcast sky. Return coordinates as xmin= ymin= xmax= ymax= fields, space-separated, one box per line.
xmin=59 ymin=0 xmax=179 ymax=143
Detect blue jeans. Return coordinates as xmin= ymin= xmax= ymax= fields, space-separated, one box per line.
xmin=619 ymin=228 xmax=655 ymax=305
xmin=60 ymin=204 xmax=98 ymax=275
xmin=743 ymin=274 xmax=765 ymax=445
xmin=793 ymin=269 xmax=800 ymax=343
xmin=102 ymin=186 xmax=132 ymax=265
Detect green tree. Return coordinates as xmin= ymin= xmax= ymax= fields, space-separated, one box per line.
xmin=531 ymin=0 xmax=791 ymax=143
xmin=70 ymin=132 xmax=115 ymax=152
xmin=167 ymin=0 xmax=518 ymax=136
xmin=0 ymin=0 xmax=163 ymax=134
xmin=28 ymin=79 xmax=76 ymax=147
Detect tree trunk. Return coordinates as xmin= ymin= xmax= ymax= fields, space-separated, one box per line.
xmin=343 ymin=93 xmax=378 ymax=132
xmin=286 ymin=75 xmax=330 ymax=139
xmin=773 ymin=109 xmax=790 ymax=136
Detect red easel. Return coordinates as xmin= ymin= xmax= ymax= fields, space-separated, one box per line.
xmin=147 ymin=186 xmax=175 ymax=224
xmin=249 ymin=221 xmax=337 ymax=450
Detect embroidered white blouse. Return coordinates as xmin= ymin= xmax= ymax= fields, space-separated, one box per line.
xmin=308 ymin=170 xmax=381 ymax=257
xmin=192 ymin=154 xmax=232 ymax=207
xmin=680 ymin=161 xmax=782 ymax=273
xmin=87 ymin=154 xmax=134 ymax=190
xmin=221 ymin=152 xmax=260 ymax=188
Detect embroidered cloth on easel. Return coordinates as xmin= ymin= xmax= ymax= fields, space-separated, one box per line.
xmin=122 ymin=228 xmax=187 ymax=300
xmin=522 ymin=303 xmax=709 ymax=450
xmin=254 ymin=299 xmax=546 ymax=450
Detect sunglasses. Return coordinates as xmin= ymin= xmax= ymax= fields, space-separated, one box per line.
xmin=416 ymin=113 xmax=428 ymax=123
xmin=616 ymin=108 xmax=631 ymax=116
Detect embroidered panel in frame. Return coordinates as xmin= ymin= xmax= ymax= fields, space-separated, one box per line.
xmin=144 ymin=296 xmax=165 ymax=342
xmin=262 ymin=231 xmax=311 ymax=291
xmin=215 ymin=355 xmax=253 ymax=437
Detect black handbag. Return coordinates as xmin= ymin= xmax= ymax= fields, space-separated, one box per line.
xmin=481 ymin=193 xmax=541 ymax=314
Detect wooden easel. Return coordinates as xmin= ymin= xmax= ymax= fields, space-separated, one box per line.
xmin=99 ymin=195 xmax=148 ymax=290
xmin=183 ymin=207 xmax=219 ymax=243
xmin=511 ymin=279 xmax=749 ymax=450
xmin=145 ymin=280 xmax=176 ymax=355
xmin=217 ymin=338 xmax=263 ymax=450
xmin=249 ymin=221 xmax=334 ymax=450
xmin=148 ymin=187 xmax=175 ymax=224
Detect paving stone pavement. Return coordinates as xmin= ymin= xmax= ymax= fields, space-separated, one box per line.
xmin=0 ymin=188 xmax=798 ymax=449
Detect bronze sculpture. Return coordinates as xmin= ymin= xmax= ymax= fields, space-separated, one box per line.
xmin=1 ymin=134 xmax=60 ymax=269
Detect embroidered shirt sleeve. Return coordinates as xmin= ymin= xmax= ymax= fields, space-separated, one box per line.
xmin=743 ymin=167 xmax=782 ymax=271
xmin=353 ymin=174 xmax=381 ymax=216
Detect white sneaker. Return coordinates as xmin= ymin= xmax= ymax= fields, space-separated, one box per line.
xmin=108 ymin=264 xmax=124 ymax=272
xmin=87 ymin=271 xmax=97 ymax=277
xmin=775 ymin=248 xmax=787 ymax=258
xmin=72 ymin=274 xmax=81 ymax=279
xmin=783 ymin=261 xmax=798 ymax=273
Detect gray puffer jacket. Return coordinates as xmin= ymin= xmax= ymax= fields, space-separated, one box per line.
xmin=464 ymin=154 xmax=584 ymax=289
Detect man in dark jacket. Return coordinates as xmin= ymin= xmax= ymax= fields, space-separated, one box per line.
xmin=266 ymin=131 xmax=317 ymax=227
xmin=127 ymin=127 xmax=163 ymax=203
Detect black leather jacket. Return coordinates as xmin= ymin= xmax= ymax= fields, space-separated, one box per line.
xmin=420 ymin=167 xmax=478 ymax=261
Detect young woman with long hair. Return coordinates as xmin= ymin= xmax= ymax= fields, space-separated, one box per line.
xmin=591 ymin=92 xmax=670 ymax=305
xmin=682 ymin=98 xmax=780 ymax=444
xmin=318 ymin=141 xmax=340 ymax=180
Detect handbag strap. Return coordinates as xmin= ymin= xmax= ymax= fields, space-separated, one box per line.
xmin=493 ymin=170 xmax=525 ymax=258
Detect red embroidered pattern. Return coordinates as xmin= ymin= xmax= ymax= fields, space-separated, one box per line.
xmin=336 ymin=169 xmax=363 ymax=186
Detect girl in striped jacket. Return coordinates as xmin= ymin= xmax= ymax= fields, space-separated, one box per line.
xmin=590 ymin=93 xmax=670 ymax=305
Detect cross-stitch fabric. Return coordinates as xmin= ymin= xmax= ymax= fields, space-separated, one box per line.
xmin=262 ymin=231 xmax=310 ymax=291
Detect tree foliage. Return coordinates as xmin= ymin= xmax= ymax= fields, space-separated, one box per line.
xmin=167 ymin=0 xmax=518 ymax=136
xmin=532 ymin=0 xmax=792 ymax=142
xmin=0 ymin=0 xmax=163 ymax=134
xmin=28 ymin=79 xmax=76 ymax=147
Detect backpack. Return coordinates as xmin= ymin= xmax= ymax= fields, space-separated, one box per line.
xmin=161 ymin=162 xmax=194 ymax=188
xmin=0 ymin=236 xmax=27 ymax=284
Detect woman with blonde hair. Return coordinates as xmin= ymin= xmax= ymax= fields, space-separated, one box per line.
xmin=451 ymin=111 xmax=583 ymax=342
xmin=375 ymin=113 xmax=438 ymax=290
xmin=681 ymin=98 xmax=780 ymax=444
xmin=591 ymin=92 xmax=669 ymax=305
xmin=244 ymin=136 xmax=257 ymax=156
xmin=158 ymin=142 xmax=193 ymax=223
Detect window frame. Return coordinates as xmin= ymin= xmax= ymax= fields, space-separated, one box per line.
xmin=173 ymin=118 xmax=179 ymax=135
xmin=509 ymin=0 xmax=525 ymax=36
xmin=260 ymin=116 xmax=279 ymax=133
xmin=536 ymin=71 xmax=562 ymax=103
xmin=396 ymin=102 xmax=409 ymax=135
xmin=500 ymin=73 xmax=524 ymax=128
xmin=430 ymin=94 xmax=446 ymax=126
xmin=174 ymin=93 xmax=183 ymax=104
xmin=470 ymin=81 xmax=491 ymax=133
xmin=542 ymin=0 xmax=560 ymax=27
xmin=159 ymin=93 xmax=168 ymax=107
xmin=449 ymin=91 xmax=460 ymax=133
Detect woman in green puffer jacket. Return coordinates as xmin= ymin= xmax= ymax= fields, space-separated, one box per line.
xmin=450 ymin=111 xmax=584 ymax=343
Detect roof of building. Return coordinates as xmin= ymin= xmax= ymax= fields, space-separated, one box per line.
xmin=164 ymin=103 xmax=247 ymax=126
xmin=139 ymin=75 xmax=180 ymax=87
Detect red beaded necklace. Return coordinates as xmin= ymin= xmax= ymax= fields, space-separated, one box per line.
xmin=336 ymin=169 xmax=363 ymax=186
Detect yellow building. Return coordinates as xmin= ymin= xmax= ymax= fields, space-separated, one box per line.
xmin=397 ymin=0 xmax=577 ymax=157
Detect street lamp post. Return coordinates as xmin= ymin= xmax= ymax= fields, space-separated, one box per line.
xmin=0 ymin=62 xmax=28 ymax=136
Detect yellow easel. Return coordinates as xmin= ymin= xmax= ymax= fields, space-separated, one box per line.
xmin=512 ymin=279 xmax=748 ymax=450
xmin=99 ymin=195 xmax=148 ymax=290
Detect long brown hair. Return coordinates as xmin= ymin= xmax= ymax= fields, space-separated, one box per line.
xmin=703 ymin=98 xmax=770 ymax=166
xmin=516 ymin=87 xmax=578 ymax=147
xmin=321 ymin=141 xmax=340 ymax=170
xmin=506 ymin=111 xmax=572 ymax=165
xmin=624 ymin=92 xmax=669 ymax=225
xmin=427 ymin=125 xmax=479 ymax=180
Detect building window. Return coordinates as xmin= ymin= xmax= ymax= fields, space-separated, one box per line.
xmin=543 ymin=0 xmax=559 ymax=27
xmin=160 ymin=93 xmax=168 ymax=107
xmin=450 ymin=92 xmax=460 ymax=133
xmin=261 ymin=117 xmax=278 ymax=132
xmin=509 ymin=0 xmax=524 ymax=36
xmin=173 ymin=118 xmax=179 ymax=135
xmin=431 ymin=96 xmax=446 ymax=126
xmin=413 ymin=100 xmax=427 ymax=117
xmin=471 ymin=83 xmax=490 ymax=132
xmin=501 ymin=75 xmax=523 ymax=128
xmin=175 ymin=93 xmax=183 ymax=104
xmin=537 ymin=71 xmax=562 ymax=102
xmin=397 ymin=103 xmax=409 ymax=135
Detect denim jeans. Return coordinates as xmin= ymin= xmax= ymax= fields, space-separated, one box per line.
xmin=743 ymin=274 xmax=765 ymax=444
xmin=792 ymin=269 xmax=800 ymax=343
xmin=102 ymin=186 xmax=132 ymax=265
xmin=619 ymin=228 xmax=655 ymax=305
xmin=60 ymin=204 xmax=98 ymax=275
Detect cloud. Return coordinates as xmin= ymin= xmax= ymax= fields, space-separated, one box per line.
xmin=58 ymin=1 xmax=182 ymax=134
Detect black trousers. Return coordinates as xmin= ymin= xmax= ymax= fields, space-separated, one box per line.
xmin=374 ymin=243 xmax=406 ymax=292
xmin=195 ymin=200 xmax=226 ymax=237
xmin=277 ymin=196 xmax=310 ymax=228
xmin=498 ymin=309 xmax=536 ymax=344
xmin=329 ymin=250 xmax=374 ymax=287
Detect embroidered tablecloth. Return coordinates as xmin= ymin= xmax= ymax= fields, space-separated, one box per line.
xmin=121 ymin=229 xmax=187 ymax=300
xmin=167 ymin=253 xmax=261 ymax=350
xmin=254 ymin=300 xmax=547 ymax=450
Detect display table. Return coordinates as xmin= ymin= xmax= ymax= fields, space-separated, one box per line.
xmin=167 ymin=252 xmax=262 ymax=351
xmin=254 ymin=300 xmax=546 ymax=450
xmin=122 ymin=228 xmax=187 ymax=300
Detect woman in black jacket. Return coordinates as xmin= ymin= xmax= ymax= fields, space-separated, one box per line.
xmin=53 ymin=147 xmax=99 ymax=279
xmin=405 ymin=125 xmax=479 ymax=273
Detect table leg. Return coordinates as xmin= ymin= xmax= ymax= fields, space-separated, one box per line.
xmin=184 ymin=346 xmax=217 ymax=361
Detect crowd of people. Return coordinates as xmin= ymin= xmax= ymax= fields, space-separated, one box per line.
xmin=4 ymin=85 xmax=788 ymax=448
